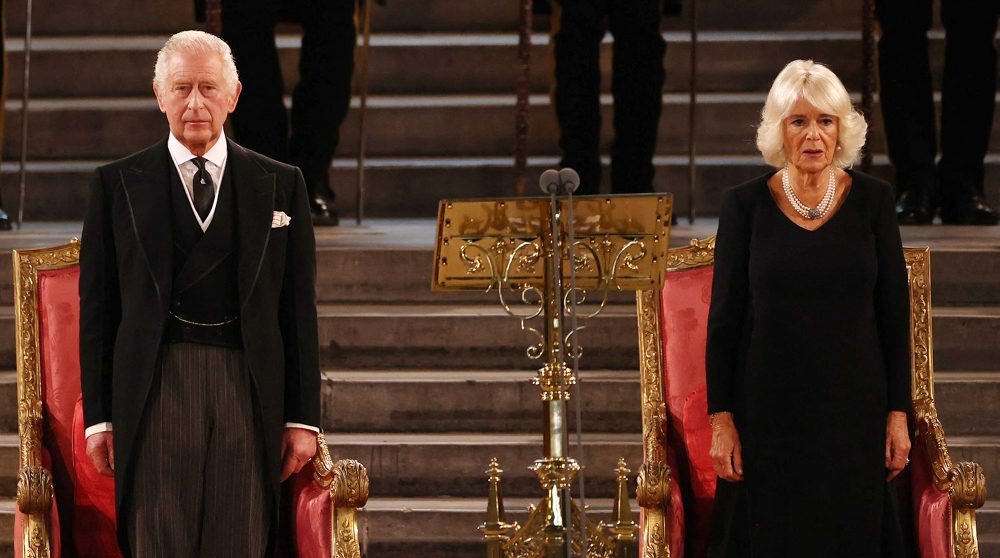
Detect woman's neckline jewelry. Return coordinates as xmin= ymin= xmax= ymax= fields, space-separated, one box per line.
xmin=782 ymin=166 xmax=836 ymax=220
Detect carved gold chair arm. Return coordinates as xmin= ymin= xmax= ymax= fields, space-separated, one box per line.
xmin=914 ymin=401 xmax=987 ymax=558
xmin=312 ymin=431 xmax=370 ymax=558
xmin=636 ymin=459 xmax=672 ymax=558
xmin=15 ymin=464 xmax=55 ymax=557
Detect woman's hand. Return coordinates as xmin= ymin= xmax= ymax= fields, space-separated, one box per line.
xmin=885 ymin=411 xmax=911 ymax=481
xmin=710 ymin=412 xmax=744 ymax=482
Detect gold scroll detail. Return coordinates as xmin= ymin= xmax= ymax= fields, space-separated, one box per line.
xmin=636 ymin=288 xmax=672 ymax=558
xmin=665 ymin=236 xmax=715 ymax=272
xmin=332 ymin=459 xmax=370 ymax=509
xmin=329 ymin=458 xmax=369 ymax=558
xmin=14 ymin=239 xmax=81 ymax=558
xmin=904 ymin=248 xmax=986 ymax=558
xmin=433 ymin=195 xmax=672 ymax=292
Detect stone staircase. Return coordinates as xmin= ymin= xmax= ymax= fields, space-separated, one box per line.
xmin=0 ymin=0 xmax=997 ymax=556
xmin=0 ymin=0 xmax=997 ymax=221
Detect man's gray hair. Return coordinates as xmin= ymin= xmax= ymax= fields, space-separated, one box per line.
xmin=153 ymin=30 xmax=239 ymax=95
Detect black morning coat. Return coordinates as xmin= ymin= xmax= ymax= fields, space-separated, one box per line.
xmin=79 ymin=137 xmax=321 ymax=553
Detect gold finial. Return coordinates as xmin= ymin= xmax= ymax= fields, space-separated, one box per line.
xmin=486 ymin=457 xmax=504 ymax=481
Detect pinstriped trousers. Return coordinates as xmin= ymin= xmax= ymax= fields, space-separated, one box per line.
xmin=127 ymin=343 xmax=268 ymax=557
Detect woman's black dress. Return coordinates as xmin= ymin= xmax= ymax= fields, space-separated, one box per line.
xmin=705 ymin=170 xmax=911 ymax=558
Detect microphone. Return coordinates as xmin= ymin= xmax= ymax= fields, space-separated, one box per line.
xmin=558 ymin=168 xmax=580 ymax=194
xmin=539 ymin=169 xmax=561 ymax=195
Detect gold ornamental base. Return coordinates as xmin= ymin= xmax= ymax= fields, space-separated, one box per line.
xmin=481 ymin=457 xmax=639 ymax=558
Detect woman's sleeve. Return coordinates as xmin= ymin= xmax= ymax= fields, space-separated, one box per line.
xmin=873 ymin=181 xmax=912 ymax=413
xmin=706 ymin=187 xmax=752 ymax=414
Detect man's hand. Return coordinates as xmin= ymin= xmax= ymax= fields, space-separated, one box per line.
xmin=710 ymin=412 xmax=744 ymax=482
xmin=885 ymin=411 xmax=911 ymax=481
xmin=280 ymin=427 xmax=319 ymax=482
xmin=86 ymin=431 xmax=115 ymax=477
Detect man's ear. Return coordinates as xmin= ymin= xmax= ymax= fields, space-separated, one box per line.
xmin=228 ymin=81 xmax=243 ymax=113
xmin=153 ymin=84 xmax=167 ymax=114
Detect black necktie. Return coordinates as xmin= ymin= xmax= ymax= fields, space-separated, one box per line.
xmin=191 ymin=157 xmax=214 ymax=220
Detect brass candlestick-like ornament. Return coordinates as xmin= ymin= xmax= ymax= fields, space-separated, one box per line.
xmin=433 ymin=183 xmax=672 ymax=557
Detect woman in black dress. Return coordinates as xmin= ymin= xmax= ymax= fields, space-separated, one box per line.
xmin=705 ymin=60 xmax=912 ymax=557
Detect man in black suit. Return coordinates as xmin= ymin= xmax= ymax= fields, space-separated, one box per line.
xmin=550 ymin=0 xmax=667 ymax=195
xmin=878 ymin=0 xmax=999 ymax=225
xmin=198 ymin=0 xmax=357 ymax=226
xmin=80 ymin=30 xmax=320 ymax=557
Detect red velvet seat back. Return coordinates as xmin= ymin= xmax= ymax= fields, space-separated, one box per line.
xmin=659 ymin=264 xmax=716 ymax=558
xmin=34 ymin=265 xmax=121 ymax=558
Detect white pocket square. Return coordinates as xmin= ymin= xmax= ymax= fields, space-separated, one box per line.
xmin=271 ymin=211 xmax=291 ymax=228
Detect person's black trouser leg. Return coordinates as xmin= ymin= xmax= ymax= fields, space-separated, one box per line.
xmin=875 ymin=0 xmax=936 ymax=207
xmin=938 ymin=0 xmax=999 ymax=216
xmin=222 ymin=0 xmax=289 ymax=162
xmin=608 ymin=0 xmax=664 ymax=194
xmin=289 ymin=0 xmax=355 ymax=202
xmin=553 ymin=0 xmax=606 ymax=195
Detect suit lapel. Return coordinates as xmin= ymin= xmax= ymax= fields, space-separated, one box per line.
xmin=230 ymin=140 xmax=276 ymax=309
xmin=121 ymin=139 xmax=173 ymax=311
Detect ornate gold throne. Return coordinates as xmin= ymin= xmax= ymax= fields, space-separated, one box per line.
xmin=12 ymin=239 xmax=368 ymax=558
xmin=634 ymin=239 xmax=986 ymax=558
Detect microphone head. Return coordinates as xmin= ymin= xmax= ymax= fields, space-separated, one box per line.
xmin=558 ymin=168 xmax=580 ymax=193
xmin=539 ymin=169 xmax=561 ymax=194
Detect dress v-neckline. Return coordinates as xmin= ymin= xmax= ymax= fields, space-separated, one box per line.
xmin=765 ymin=169 xmax=856 ymax=233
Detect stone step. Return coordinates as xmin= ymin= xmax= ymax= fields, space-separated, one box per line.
xmin=0 ymin=435 xmax=14 ymax=499
xmin=951 ymin=436 xmax=1000 ymax=501
xmin=2 ymin=153 xmax=1000 ymax=229
xmin=6 ymin=92 xmax=1000 ymax=161
xmin=331 ymin=432 xmax=641 ymax=499
xmin=323 ymin=370 xmax=640 ymax=434
xmin=1 ymin=0 xmax=875 ymax=37
xmin=3 ymin=497 xmax=997 ymax=558
xmin=0 ymin=302 xmax=995 ymax=370
xmin=0 ymin=496 xmax=629 ymax=558
xmin=1 ymin=31 xmax=960 ymax=98
xmin=934 ymin=372 xmax=1000 ymax=437
xmin=2 ymin=366 xmax=996 ymax=444
xmin=983 ymin=499 xmax=1000 ymax=539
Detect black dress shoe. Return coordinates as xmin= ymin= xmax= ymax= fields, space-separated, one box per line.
xmin=0 ymin=207 xmax=12 ymax=231
xmin=309 ymin=195 xmax=340 ymax=227
xmin=941 ymin=195 xmax=999 ymax=226
xmin=895 ymin=190 xmax=933 ymax=225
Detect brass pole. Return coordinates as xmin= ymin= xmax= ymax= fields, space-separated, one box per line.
xmin=686 ymin=0 xmax=697 ymax=225
xmin=355 ymin=0 xmax=373 ymax=225
xmin=16 ymin=0 xmax=33 ymax=228
xmin=860 ymin=0 xmax=876 ymax=172
xmin=205 ymin=0 xmax=222 ymax=36
xmin=514 ymin=0 xmax=532 ymax=197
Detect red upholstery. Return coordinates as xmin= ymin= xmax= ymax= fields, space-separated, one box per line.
xmin=71 ymin=398 xmax=121 ymax=557
xmin=290 ymin=462 xmax=334 ymax=558
xmin=659 ymin=265 xmax=717 ymax=558
xmin=15 ymin=262 xmax=335 ymax=557
xmin=909 ymin=437 xmax=952 ymax=558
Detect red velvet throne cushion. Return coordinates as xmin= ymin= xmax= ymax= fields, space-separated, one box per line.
xmin=659 ymin=264 xmax=717 ymax=558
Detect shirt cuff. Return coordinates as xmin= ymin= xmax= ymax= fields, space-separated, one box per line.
xmin=85 ymin=422 xmax=113 ymax=439
xmin=284 ymin=422 xmax=320 ymax=433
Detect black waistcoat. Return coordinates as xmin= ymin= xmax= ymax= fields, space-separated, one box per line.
xmin=166 ymin=162 xmax=242 ymax=348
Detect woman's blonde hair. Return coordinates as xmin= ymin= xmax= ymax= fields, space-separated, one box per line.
xmin=755 ymin=59 xmax=867 ymax=169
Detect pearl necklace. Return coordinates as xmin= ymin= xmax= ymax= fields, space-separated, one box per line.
xmin=782 ymin=167 xmax=836 ymax=220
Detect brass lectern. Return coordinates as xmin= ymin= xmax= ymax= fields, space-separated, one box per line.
xmin=433 ymin=189 xmax=673 ymax=557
